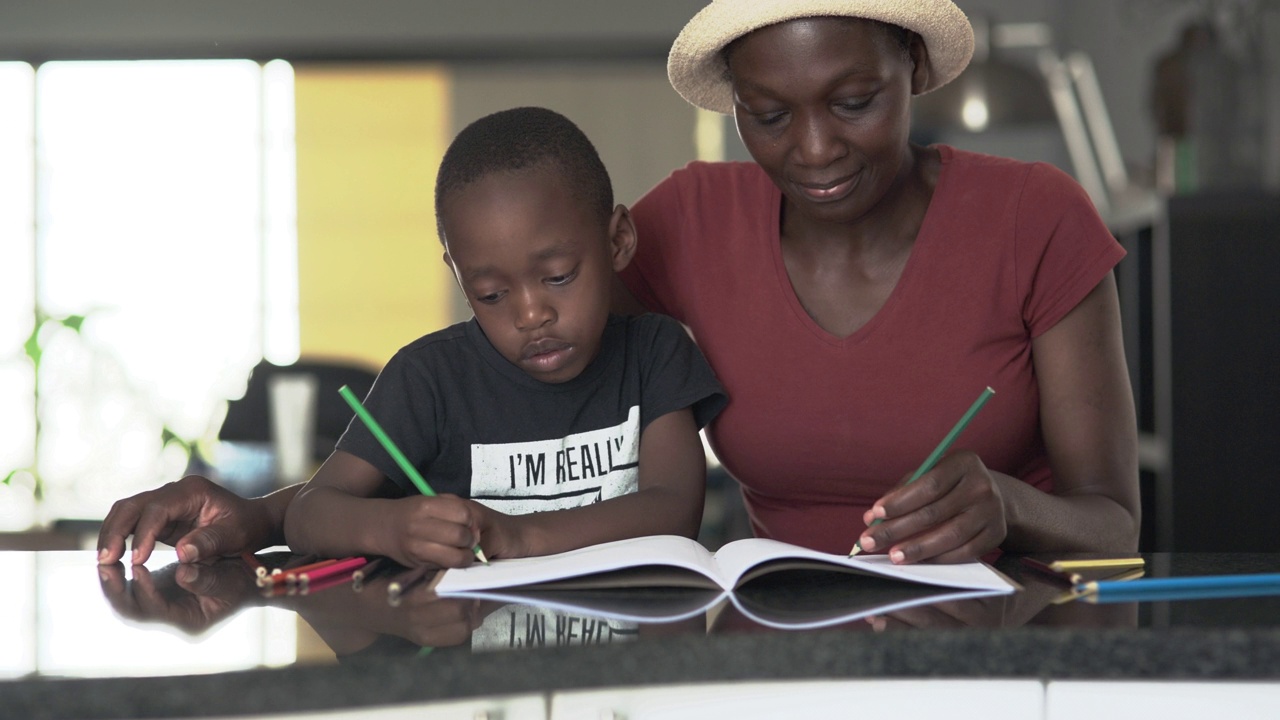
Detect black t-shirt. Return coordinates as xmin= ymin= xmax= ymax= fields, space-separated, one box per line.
xmin=336 ymin=313 xmax=726 ymax=514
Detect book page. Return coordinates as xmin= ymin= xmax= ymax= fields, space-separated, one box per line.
xmin=712 ymin=538 xmax=1016 ymax=592
xmin=433 ymin=535 xmax=727 ymax=594
xmin=442 ymin=588 xmax=729 ymax=625
xmin=729 ymin=582 xmax=1009 ymax=630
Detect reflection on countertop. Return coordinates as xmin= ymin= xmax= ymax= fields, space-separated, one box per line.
xmin=4 ymin=550 xmax=1280 ymax=719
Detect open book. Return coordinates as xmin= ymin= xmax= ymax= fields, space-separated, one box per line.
xmin=430 ymin=535 xmax=1015 ymax=628
xmin=442 ymin=578 xmax=1012 ymax=631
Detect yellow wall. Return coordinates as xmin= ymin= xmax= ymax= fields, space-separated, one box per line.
xmin=294 ymin=65 xmax=454 ymax=370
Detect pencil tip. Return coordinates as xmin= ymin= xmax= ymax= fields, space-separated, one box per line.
xmin=848 ymin=544 xmax=862 ymax=557
xmin=475 ymin=547 xmax=491 ymax=565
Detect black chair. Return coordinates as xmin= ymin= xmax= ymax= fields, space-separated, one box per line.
xmin=192 ymin=358 xmax=379 ymax=496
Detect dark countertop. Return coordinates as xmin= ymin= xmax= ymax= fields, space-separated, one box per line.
xmin=4 ymin=551 xmax=1280 ymax=719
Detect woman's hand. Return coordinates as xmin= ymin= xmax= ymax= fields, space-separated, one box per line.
xmin=97 ymin=475 xmax=295 ymax=566
xmin=97 ymin=558 xmax=261 ymax=634
xmin=855 ymin=450 xmax=1009 ymax=564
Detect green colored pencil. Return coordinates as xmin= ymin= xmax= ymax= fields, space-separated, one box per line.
xmin=338 ymin=385 xmax=489 ymax=565
xmin=850 ymin=386 xmax=996 ymax=557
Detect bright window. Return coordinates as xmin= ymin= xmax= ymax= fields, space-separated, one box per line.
xmin=0 ymin=59 xmax=297 ymax=524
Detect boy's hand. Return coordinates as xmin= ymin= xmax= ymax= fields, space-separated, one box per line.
xmin=382 ymin=494 xmax=496 ymax=569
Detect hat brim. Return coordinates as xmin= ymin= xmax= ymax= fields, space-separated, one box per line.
xmin=668 ymin=0 xmax=975 ymax=114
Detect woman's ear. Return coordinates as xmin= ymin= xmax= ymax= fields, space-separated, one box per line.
xmin=607 ymin=204 xmax=638 ymax=272
xmin=908 ymin=32 xmax=931 ymax=95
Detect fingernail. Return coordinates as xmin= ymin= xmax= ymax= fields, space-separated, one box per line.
xmin=860 ymin=536 xmax=876 ymax=551
xmin=179 ymin=544 xmax=199 ymax=563
xmin=130 ymin=549 xmax=141 ymax=565
xmin=97 ymin=548 xmax=109 ymax=564
xmin=98 ymin=569 xmax=110 ymax=582
xmin=890 ymin=549 xmax=906 ymax=564
xmin=872 ymin=506 xmax=887 ymax=520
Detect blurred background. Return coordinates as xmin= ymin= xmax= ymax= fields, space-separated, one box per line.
xmin=1 ymin=0 xmax=1277 ymax=553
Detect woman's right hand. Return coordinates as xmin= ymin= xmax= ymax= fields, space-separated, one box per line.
xmin=97 ymin=475 xmax=294 ymax=565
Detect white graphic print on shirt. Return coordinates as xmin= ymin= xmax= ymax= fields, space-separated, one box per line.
xmin=470 ymin=604 xmax=638 ymax=652
xmin=468 ymin=405 xmax=640 ymax=514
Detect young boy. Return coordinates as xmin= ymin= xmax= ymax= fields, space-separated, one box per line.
xmin=283 ymin=107 xmax=726 ymax=569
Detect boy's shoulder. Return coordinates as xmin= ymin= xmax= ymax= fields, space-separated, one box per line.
xmin=389 ymin=320 xmax=482 ymax=369
xmin=398 ymin=319 xmax=471 ymax=352
xmin=609 ymin=312 xmax=688 ymax=340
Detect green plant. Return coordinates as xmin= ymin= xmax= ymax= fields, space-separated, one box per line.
xmin=2 ymin=309 xmax=194 ymax=505
xmin=1 ymin=310 xmax=85 ymax=501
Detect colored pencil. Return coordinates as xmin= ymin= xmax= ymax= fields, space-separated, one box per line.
xmin=1051 ymin=567 xmax=1145 ymax=604
xmin=258 ymin=558 xmax=339 ymax=588
xmin=1051 ymin=557 xmax=1145 ymax=572
xmin=338 ymin=384 xmax=489 ymax=565
xmin=352 ymin=557 xmax=386 ymax=583
xmin=296 ymin=556 xmax=367 ymax=587
xmin=1078 ymin=573 xmax=1280 ymax=603
xmin=241 ymin=552 xmax=268 ymax=579
xmin=351 ymin=557 xmax=389 ymax=591
xmin=850 ymin=386 xmax=996 ymax=556
xmin=282 ymin=557 xmax=339 ymax=576
xmin=1022 ymin=556 xmax=1146 ymax=586
xmin=387 ymin=565 xmax=433 ymax=606
xmin=299 ymin=570 xmax=359 ymax=595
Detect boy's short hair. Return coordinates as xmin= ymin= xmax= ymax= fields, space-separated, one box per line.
xmin=434 ymin=106 xmax=614 ymax=243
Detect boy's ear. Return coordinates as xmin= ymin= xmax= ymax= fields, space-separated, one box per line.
xmin=608 ymin=204 xmax=638 ymax=272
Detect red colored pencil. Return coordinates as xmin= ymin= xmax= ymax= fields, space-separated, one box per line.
xmin=281 ymin=557 xmax=340 ymax=576
xmin=260 ymin=557 xmax=339 ymax=588
xmin=241 ymin=552 xmax=268 ymax=579
xmin=300 ymin=568 xmax=361 ymax=595
xmin=296 ymin=556 xmax=367 ymax=586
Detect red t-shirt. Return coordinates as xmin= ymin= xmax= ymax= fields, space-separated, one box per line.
xmin=620 ymin=146 xmax=1126 ymax=554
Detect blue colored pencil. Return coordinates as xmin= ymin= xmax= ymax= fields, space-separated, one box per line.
xmin=1079 ymin=573 xmax=1280 ymax=603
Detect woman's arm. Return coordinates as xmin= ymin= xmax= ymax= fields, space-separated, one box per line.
xmin=1002 ymin=270 xmax=1140 ymax=551
xmin=480 ymin=407 xmax=708 ymax=558
xmin=97 ymin=476 xmax=299 ymax=565
xmin=855 ymin=273 xmax=1140 ymax=562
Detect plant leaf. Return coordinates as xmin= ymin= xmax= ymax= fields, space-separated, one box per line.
xmin=60 ymin=314 xmax=87 ymax=332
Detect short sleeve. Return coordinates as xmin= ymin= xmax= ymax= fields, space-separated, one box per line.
xmin=634 ymin=314 xmax=727 ymax=430
xmin=334 ymin=349 xmax=440 ymax=494
xmin=1015 ymin=162 xmax=1127 ymax=337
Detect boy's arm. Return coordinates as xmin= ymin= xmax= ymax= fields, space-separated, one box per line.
xmin=485 ymin=407 xmax=707 ymax=558
xmin=284 ymin=450 xmax=483 ymax=568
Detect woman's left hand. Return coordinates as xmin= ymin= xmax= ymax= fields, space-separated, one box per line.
xmin=855 ymin=450 xmax=1009 ymax=563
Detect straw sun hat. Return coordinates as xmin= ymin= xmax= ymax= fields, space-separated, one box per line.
xmin=668 ymin=0 xmax=975 ymax=114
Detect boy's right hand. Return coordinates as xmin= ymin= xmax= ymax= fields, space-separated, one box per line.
xmin=382 ymin=494 xmax=492 ymax=569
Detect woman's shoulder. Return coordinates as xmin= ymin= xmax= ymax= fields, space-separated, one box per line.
xmin=649 ymin=160 xmax=774 ymax=200
xmin=936 ymin=144 xmax=1083 ymax=194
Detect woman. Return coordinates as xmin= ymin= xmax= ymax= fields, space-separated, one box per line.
xmin=98 ymin=0 xmax=1139 ymax=567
